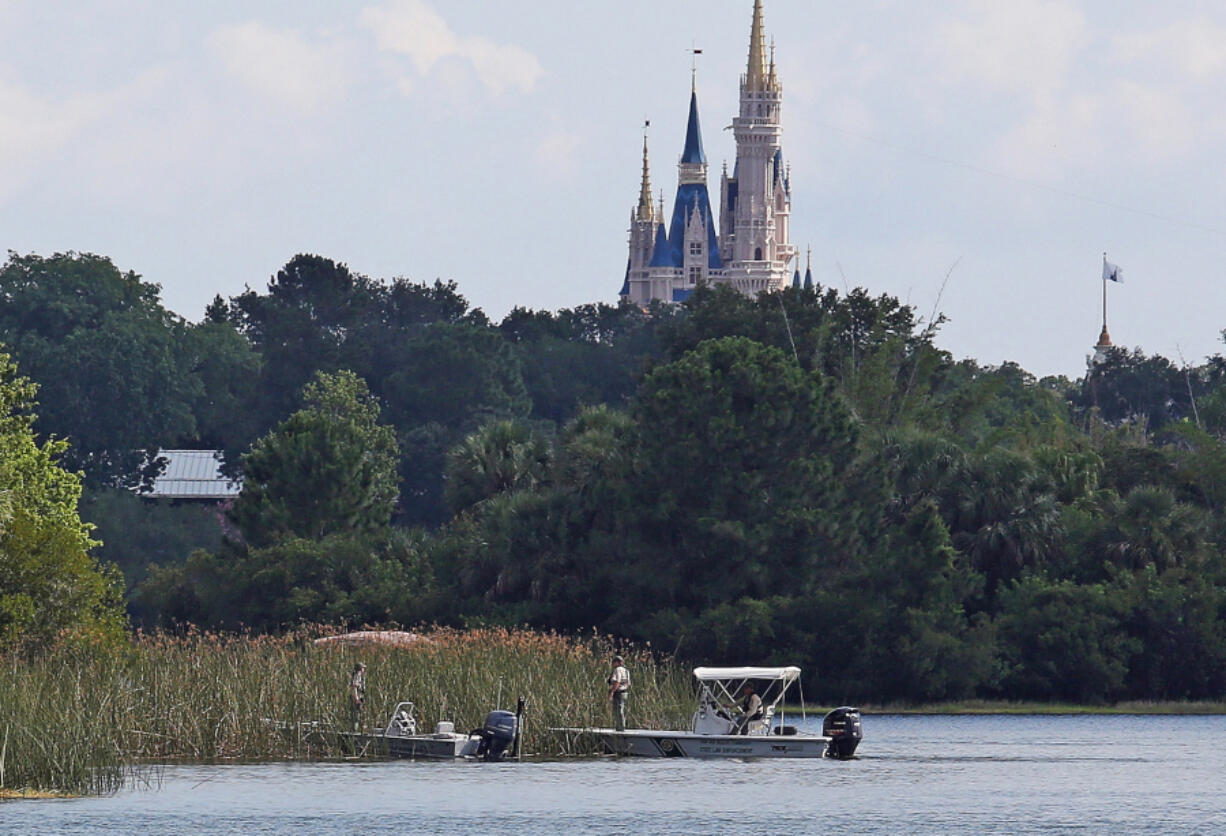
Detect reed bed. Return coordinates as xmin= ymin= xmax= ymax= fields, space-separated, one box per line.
xmin=0 ymin=626 xmax=692 ymax=796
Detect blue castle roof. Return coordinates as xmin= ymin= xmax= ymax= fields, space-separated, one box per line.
xmin=681 ymin=89 xmax=706 ymax=165
xmin=648 ymin=222 xmax=673 ymax=268
xmin=619 ymin=257 xmax=630 ymax=296
xmin=667 ymin=184 xmax=724 ymax=269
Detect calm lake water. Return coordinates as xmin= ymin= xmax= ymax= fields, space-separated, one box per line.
xmin=3 ymin=714 xmax=1224 ymax=835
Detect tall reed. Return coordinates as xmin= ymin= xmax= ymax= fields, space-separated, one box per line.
xmin=0 ymin=627 xmax=692 ymax=795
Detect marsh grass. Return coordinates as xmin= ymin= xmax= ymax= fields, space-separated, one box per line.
xmin=0 ymin=627 xmax=691 ymax=795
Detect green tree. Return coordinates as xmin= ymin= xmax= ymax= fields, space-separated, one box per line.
xmin=382 ymin=323 xmax=530 ymax=429
xmin=995 ymin=576 xmax=1134 ymax=703
xmin=227 ymin=254 xmax=384 ymax=422
xmin=382 ymin=322 xmax=531 ymax=524
xmin=0 ymin=251 xmax=200 ymax=486
xmin=1074 ymin=347 xmax=1193 ymax=429
xmin=941 ymin=448 xmax=1062 ymax=599
xmin=499 ymin=300 xmax=671 ymax=424
xmin=1117 ymin=568 xmax=1226 ymax=700
xmin=854 ymin=501 xmax=996 ymax=702
xmin=230 ymin=370 xmax=399 ymax=547
xmin=78 ymin=487 xmax=226 ymax=592
xmin=182 ymin=319 xmax=263 ymax=463
xmin=444 ymin=419 xmax=550 ymax=514
xmin=0 ymin=351 xmax=125 ymax=648
xmin=660 ymin=283 xmax=947 ymax=432
xmin=1097 ymin=486 xmax=1212 ymax=573
xmin=133 ymin=529 xmax=433 ymax=631
xmin=628 ymin=336 xmax=860 ymax=618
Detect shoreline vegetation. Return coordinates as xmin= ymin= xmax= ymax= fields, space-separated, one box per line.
xmin=0 ymin=627 xmax=693 ymax=797
xmin=6 ymin=627 xmax=1226 ymax=799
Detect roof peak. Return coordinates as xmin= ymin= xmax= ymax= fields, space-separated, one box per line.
xmin=636 ymin=130 xmax=654 ymax=221
xmin=680 ymin=88 xmax=706 ymax=165
xmin=746 ymin=0 xmax=768 ymax=90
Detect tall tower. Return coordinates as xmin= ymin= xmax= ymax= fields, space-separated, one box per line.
xmin=719 ymin=0 xmax=793 ymax=295
xmin=627 ymin=133 xmax=657 ymax=277
xmin=620 ymin=1 xmax=794 ymax=304
xmin=668 ymin=80 xmax=722 ymax=290
xmin=624 ymin=81 xmax=722 ymax=304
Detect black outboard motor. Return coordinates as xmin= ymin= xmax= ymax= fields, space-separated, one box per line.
xmin=822 ymin=706 xmax=862 ymax=759
xmin=473 ymin=709 xmax=519 ymax=761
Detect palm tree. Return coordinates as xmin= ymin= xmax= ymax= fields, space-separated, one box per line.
xmin=443 ymin=419 xmax=549 ymax=514
xmin=1102 ymin=486 xmax=1211 ymax=572
xmin=944 ymin=448 xmax=1061 ymax=596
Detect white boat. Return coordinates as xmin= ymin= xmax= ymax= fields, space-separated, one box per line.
xmin=342 ymin=700 xmax=523 ymax=761
xmin=555 ymin=666 xmax=862 ymax=759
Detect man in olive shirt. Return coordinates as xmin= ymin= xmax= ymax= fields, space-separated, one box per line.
xmin=608 ymin=655 xmax=630 ymax=731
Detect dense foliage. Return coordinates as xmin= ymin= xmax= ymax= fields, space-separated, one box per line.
xmin=4 ymin=249 xmax=1226 ymax=705
xmin=0 ymin=351 xmax=125 ymax=649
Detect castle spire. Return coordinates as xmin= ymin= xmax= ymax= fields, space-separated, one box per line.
xmin=681 ymin=86 xmax=706 ymax=165
xmin=746 ymin=0 xmax=768 ymax=91
xmin=636 ymin=127 xmax=654 ymax=222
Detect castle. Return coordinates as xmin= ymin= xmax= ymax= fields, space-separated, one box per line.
xmin=620 ymin=0 xmax=805 ymax=305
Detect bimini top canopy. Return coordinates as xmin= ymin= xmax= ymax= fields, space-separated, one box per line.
xmin=692 ymin=666 xmax=801 ymax=682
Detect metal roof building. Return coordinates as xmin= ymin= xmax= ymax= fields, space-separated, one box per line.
xmin=147 ymin=449 xmax=242 ymax=500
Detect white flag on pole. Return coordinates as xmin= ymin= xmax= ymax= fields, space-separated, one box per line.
xmin=1102 ymin=257 xmax=1123 ymax=284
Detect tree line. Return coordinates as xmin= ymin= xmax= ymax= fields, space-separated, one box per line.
xmin=2 ymin=249 xmax=1225 ymax=704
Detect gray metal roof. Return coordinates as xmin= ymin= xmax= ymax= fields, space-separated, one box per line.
xmin=148 ymin=449 xmax=242 ymax=500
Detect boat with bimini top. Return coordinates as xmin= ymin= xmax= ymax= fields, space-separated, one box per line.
xmin=555 ymin=666 xmax=862 ymax=759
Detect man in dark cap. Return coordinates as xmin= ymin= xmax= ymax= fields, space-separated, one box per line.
xmin=607 ymin=654 xmax=630 ymax=731
xmin=732 ymin=683 xmax=763 ymax=735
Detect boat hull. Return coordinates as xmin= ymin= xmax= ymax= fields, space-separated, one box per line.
xmin=559 ymin=728 xmax=834 ymax=759
xmin=342 ymin=730 xmax=479 ymax=760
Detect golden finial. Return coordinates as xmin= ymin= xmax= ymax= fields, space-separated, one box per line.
xmin=637 ymin=122 xmax=654 ymax=222
xmin=746 ymin=0 xmax=768 ymax=90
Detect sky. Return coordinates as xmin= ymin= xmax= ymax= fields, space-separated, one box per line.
xmin=2 ymin=0 xmax=1224 ymax=379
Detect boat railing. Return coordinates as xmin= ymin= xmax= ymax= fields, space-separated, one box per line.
xmin=383 ymin=701 xmax=418 ymax=737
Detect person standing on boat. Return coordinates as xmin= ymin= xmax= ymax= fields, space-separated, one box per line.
xmin=349 ymin=662 xmax=366 ymax=732
xmin=608 ymin=655 xmax=630 ymax=731
xmin=733 ymin=683 xmax=762 ymax=735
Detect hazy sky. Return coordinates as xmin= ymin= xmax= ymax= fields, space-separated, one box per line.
xmin=3 ymin=0 xmax=1224 ymax=378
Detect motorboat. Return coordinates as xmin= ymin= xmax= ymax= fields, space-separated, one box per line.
xmin=342 ymin=699 xmax=524 ymax=761
xmin=555 ymin=666 xmax=861 ymax=759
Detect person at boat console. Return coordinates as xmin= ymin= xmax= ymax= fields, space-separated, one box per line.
xmin=608 ymin=655 xmax=630 ymax=731
xmin=732 ymin=683 xmax=763 ymax=735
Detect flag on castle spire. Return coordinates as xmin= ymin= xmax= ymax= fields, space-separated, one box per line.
xmin=1102 ymin=256 xmax=1123 ymax=284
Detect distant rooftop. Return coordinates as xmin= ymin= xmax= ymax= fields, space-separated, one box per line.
xmin=147 ymin=449 xmax=241 ymax=500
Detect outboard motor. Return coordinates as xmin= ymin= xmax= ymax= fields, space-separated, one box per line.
xmin=473 ymin=709 xmax=518 ymax=762
xmin=822 ymin=707 xmax=862 ymax=759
